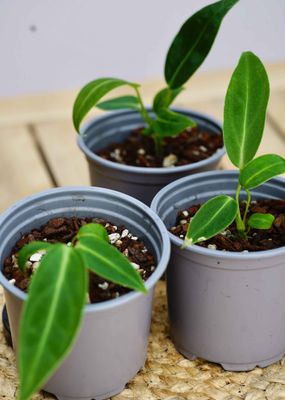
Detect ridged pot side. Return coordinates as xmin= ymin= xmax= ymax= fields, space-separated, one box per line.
xmin=77 ymin=108 xmax=224 ymax=205
xmin=0 ymin=187 xmax=170 ymax=400
xmin=151 ymin=170 xmax=285 ymax=371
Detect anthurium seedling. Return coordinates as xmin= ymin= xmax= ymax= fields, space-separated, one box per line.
xmin=16 ymin=223 xmax=146 ymax=400
xmin=72 ymin=0 xmax=239 ymax=154
xmin=184 ymin=51 xmax=285 ymax=247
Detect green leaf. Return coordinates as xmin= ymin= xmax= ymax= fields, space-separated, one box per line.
xmin=248 ymin=213 xmax=275 ymax=230
xmin=18 ymin=242 xmax=52 ymax=272
xmin=223 ymin=52 xmax=270 ymax=168
xmin=18 ymin=244 xmax=87 ymax=400
xmin=76 ymin=223 xmax=109 ymax=243
xmin=97 ymin=95 xmax=140 ymax=111
xmin=153 ymin=108 xmax=196 ymax=138
xmin=75 ymin=236 xmax=147 ymax=294
xmin=72 ymin=78 xmax=139 ymax=132
xmin=165 ymin=0 xmax=239 ymax=88
xmin=239 ymin=154 xmax=285 ymax=190
xmin=153 ymin=87 xmax=184 ymax=113
xmin=184 ymin=195 xmax=238 ymax=246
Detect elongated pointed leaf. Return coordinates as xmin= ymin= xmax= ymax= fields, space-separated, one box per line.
xmin=18 ymin=244 xmax=87 ymax=400
xmin=18 ymin=241 xmax=52 ymax=272
xmin=153 ymin=108 xmax=196 ymax=138
xmin=248 ymin=213 xmax=275 ymax=230
xmin=184 ymin=195 xmax=238 ymax=246
xmin=73 ymin=78 xmax=139 ymax=132
xmin=224 ymin=52 xmax=270 ymax=168
xmin=239 ymin=154 xmax=285 ymax=190
xmin=153 ymin=87 xmax=184 ymax=113
xmin=97 ymin=95 xmax=140 ymax=111
xmin=76 ymin=223 xmax=109 ymax=242
xmin=165 ymin=0 xmax=239 ymax=88
xmin=76 ymin=236 xmax=147 ymax=293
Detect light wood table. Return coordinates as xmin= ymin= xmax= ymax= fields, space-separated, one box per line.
xmin=0 ymin=63 xmax=285 ymax=212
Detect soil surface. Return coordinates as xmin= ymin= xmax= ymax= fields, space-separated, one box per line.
xmin=170 ymin=199 xmax=285 ymax=252
xmin=3 ymin=217 xmax=156 ymax=303
xmin=98 ymin=127 xmax=223 ymax=168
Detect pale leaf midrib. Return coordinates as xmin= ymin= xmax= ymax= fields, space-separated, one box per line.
xmin=190 ymin=197 xmax=233 ymax=241
xmin=78 ymin=243 xmax=140 ymax=287
xmin=243 ymin=160 xmax=285 ymax=187
xmin=25 ymin=247 xmax=71 ymax=392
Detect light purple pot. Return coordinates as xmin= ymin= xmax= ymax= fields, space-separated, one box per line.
xmin=0 ymin=187 xmax=170 ymax=400
xmin=151 ymin=170 xmax=285 ymax=371
xmin=77 ymin=108 xmax=224 ymax=205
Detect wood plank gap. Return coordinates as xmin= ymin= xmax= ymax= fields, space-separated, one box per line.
xmin=27 ymin=124 xmax=58 ymax=187
xmin=267 ymin=113 xmax=285 ymax=142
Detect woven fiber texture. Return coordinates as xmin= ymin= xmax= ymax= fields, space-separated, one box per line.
xmin=1 ymin=283 xmax=285 ymax=400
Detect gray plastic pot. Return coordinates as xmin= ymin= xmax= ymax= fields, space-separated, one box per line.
xmin=151 ymin=170 xmax=285 ymax=371
xmin=0 ymin=187 xmax=170 ymax=400
xmin=77 ymin=108 xmax=224 ymax=205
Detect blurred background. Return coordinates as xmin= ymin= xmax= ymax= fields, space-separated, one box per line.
xmin=1 ymin=0 xmax=285 ymax=97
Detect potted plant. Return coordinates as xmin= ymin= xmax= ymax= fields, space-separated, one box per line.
xmin=0 ymin=186 xmax=170 ymax=400
xmin=74 ymin=0 xmax=240 ymax=205
xmin=151 ymin=51 xmax=285 ymax=371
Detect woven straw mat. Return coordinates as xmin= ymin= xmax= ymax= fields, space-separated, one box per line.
xmin=1 ymin=282 xmax=285 ymax=400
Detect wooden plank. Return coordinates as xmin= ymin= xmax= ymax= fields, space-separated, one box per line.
xmin=0 ymin=126 xmax=52 ymax=211
xmin=267 ymin=89 xmax=285 ymax=138
xmin=33 ymin=120 xmax=89 ymax=186
xmin=0 ymin=63 xmax=284 ymax=128
xmin=186 ymin=98 xmax=285 ymax=172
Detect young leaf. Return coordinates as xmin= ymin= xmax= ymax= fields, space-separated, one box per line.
xmin=97 ymin=95 xmax=140 ymax=111
xmin=72 ymin=78 xmax=139 ymax=132
xmin=239 ymin=154 xmax=285 ymax=190
xmin=248 ymin=213 xmax=275 ymax=230
xmin=18 ymin=242 xmax=52 ymax=272
xmin=153 ymin=87 xmax=184 ymax=113
xmin=223 ymin=52 xmax=270 ymax=168
xmin=75 ymin=236 xmax=147 ymax=294
xmin=153 ymin=108 xmax=196 ymax=138
xmin=165 ymin=0 xmax=239 ymax=89
xmin=184 ymin=195 xmax=238 ymax=246
xmin=18 ymin=244 xmax=87 ymax=400
xmin=76 ymin=223 xmax=109 ymax=243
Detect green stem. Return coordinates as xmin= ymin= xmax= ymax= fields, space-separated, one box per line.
xmin=242 ymin=189 xmax=251 ymax=227
xmin=134 ymin=86 xmax=153 ymax=127
xmin=154 ymin=136 xmax=163 ymax=156
xmin=235 ymin=183 xmax=246 ymax=233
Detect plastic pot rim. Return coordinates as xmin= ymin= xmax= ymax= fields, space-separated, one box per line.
xmin=151 ymin=169 xmax=285 ymax=262
xmin=0 ymin=186 xmax=171 ymax=313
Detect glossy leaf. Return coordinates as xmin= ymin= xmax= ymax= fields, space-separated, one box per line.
xmin=223 ymin=52 xmax=270 ymax=168
xmin=153 ymin=87 xmax=184 ymax=113
xmin=73 ymin=78 xmax=139 ymax=132
xmin=76 ymin=236 xmax=147 ymax=293
xmin=184 ymin=195 xmax=238 ymax=246
xmin=18 ymin=242 xmax=52 ymax=272
xmin=153 ymin=109 xmax=196 ymax=137
xmin=248 ymin=213 xmax=275 ymax=230
xmin=18 ymin=244 xmax=87 ymax=400
xmin=165 ymin=0 xmax=239 ymax=88
xmin=76 ymin=223 xmax=109 ymax=243
xmin=239 ymin=154 xmax=285 ymax=190
xmin=97 ymin=95 xmax=140 ymax=111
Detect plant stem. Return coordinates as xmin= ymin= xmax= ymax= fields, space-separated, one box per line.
xmin=134 ymin=86 xmax=153 ymax=127
xmin=242 ymin=188 xmax=251 ymax=227
xmin=235 ymin=183 xmax=246 ymax=233
xmin=154 ymin=136 xmax=163 ymax=156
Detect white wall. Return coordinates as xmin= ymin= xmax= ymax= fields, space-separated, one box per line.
xmin=1 ymin=0 xmax=285 ymax=97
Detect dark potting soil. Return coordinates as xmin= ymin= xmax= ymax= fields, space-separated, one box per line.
xmin=3 ymin=217 xmax=156 ymax=303
xmin=97 ymin=127 xmax=223 ymax=168
xmin=170 ymin=200 xmax=285 ymax=252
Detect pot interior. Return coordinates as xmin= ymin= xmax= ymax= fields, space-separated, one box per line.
xmin=81 ymin=108 xmax=222 ymax=154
